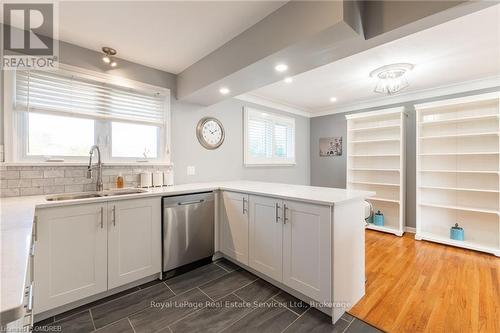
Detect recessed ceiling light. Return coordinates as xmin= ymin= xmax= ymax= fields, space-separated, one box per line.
xmin=330 ymin=97 xmax=337 ymax=103
xmin=219 ymin=87 xmax=230 ymax=95
xmin=274 ymin=64 xmax=288 ymax=72
xmin=284 ymin=77 xmax=293 ymax=83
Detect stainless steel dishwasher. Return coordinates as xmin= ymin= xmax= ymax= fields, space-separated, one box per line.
xmin=162 ymin=192 xmax=214 ymax=273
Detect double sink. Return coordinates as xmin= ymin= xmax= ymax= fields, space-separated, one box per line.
xmin=46 ymin=188 xmax=147 ymax=201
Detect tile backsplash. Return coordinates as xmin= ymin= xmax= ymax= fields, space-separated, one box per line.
xmin=0 ymin=165 xmax=171 ymax=197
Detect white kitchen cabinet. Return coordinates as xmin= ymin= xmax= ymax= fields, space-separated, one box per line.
xmin=282 ymin=200 xmax=331 ymax=303
xmin=223 ymin=192 xmax=331 ymax=303
xmin=34 ymin=203 xmax=108 ymax=313
xmin=107 ymin=198 xmax=161 ymax=289
xmin=35 ymin=197 xmax=162 ymax=313
xmin=248 ymin=195 xmax=283 ymax=281
xmin=220 ymin=191 xmax=249 ymax=265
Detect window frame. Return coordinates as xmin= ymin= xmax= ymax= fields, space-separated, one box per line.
xmin=3 ymin=64 xmax=171 ymax=165
xmin=243 ymin=107 xmax=296 ymax=166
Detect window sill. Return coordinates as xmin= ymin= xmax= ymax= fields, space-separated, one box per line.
xmin=244 ymin=162 xmax=296 ymax=168
xmin=1 ymin=162 xmax=173 ymax=167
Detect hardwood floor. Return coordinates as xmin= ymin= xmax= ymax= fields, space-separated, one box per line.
xmin=349 ymin=230 xmax=500 ymax=333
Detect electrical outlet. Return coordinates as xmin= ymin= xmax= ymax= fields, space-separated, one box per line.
xmin=187 ymin=166 xmax=196 ymax=176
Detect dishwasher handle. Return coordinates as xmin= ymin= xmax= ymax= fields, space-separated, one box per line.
xmin=178 ymin=199 xmax=205 ymax=206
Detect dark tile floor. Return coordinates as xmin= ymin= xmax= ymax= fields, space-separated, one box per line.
xmin=35 ymin=259 xmax=383 ymax=333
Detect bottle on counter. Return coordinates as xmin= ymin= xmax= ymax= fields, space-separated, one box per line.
xmin=116 ymin=173 xmax=124 ymax=189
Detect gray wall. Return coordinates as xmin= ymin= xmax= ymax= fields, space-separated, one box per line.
xmin=310 ymin=86 xmax=500 ymax=228
xmin=171 ymin=98 xmax=310 ymax=185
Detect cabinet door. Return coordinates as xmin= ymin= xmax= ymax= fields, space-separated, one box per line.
xmin=249 ymin=195 xmax=283 ymax=281
xmin=282 ymin=200 xmax=331 ymax=303
xmin=34 ymin=203 xmax=107 ymax=313
xmin=220 ymin=191 xmax=249 ymax=265
xmin=108 ymin=197 xmax=161 ymax=289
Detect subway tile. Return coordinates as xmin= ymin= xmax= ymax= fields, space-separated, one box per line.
xmin=125 ymin=174 xmax=139 ymax=182
xmin=1 ymin=165 xmax=147 ymax=197
xmin=20 ymin=187 xmax=44 ymax=196
xmin=0 ymin=170 xmax=20 ymax=179
xmin=20 ymin=170 xmax=43 ymax=179
xmin=65 ymin=185 xmax=84 ymax=193
xmin=55 ymin=177 xmax=92 ymax=185
xmin=0 ymin=188 xmax=20 ymax=197
xmin=43 ymin=185 xmax=65 ymax=194
xmin=7 ymin=179 xmax=32 ymax=188
xmin=65 ymin=169 xmax=86 ymax=177
xmin=44 ymin=169 xmax=66 ymax=178
xmin=32 ymin=178 xmax=55 ymax=187
xmin=6 ymin=166 xmax=31 ymax=170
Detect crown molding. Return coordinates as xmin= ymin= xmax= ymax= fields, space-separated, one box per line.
xmin=311 ymin=75 xmax=500 ymax=117
xmin=235 ymin=93 xmax=311 ymax=118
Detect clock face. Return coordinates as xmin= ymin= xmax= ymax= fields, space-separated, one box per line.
xmin=197 ymin=117 xmax=225 ymax=149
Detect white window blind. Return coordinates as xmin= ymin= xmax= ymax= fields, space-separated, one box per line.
xmin=15 ymin=70 xmax=166 ymax=125
xmin=244 ymin=107 xmax=295 ymax=165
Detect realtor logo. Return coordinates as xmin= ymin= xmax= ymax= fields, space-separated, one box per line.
xmin=1 ymin=2 xmax=58 ymax=69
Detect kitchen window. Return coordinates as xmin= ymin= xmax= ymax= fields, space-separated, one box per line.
xmin=244 ymin=107 xmax=295 ymax=165
xmin=6 ymin=66 xmax=170 ymax=164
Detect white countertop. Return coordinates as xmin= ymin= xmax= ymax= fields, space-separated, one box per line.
xmin=0 ymin=180 xmax=373 ymax=322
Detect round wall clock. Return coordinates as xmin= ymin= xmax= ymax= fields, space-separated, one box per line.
xmin=196 ymin=117 xmax=225 ymax=149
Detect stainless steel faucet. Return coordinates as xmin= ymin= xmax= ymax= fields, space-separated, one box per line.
xmin=87 ymin=145 xmax=103 ymax=191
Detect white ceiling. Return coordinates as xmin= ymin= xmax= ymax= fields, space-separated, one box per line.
xmin=249 ymin=5 xmax=500 ymax=115
xmin=57 ymin=1 xmax=285 ymax=74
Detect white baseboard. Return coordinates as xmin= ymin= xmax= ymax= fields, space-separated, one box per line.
xmin=405 ymin=226 xmax=416 ymax=233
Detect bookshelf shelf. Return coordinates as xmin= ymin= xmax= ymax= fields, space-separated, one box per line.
xmin=346 ymin=107 xmax=405 ymax=236
xmin=416 ymin=92 xmax=500 ymax=256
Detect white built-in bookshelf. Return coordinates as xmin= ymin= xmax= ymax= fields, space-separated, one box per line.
xmin=346 ymin=107 xmax=406 ymax=236
xmin=415 ymin=92 xmax=500 ymax=257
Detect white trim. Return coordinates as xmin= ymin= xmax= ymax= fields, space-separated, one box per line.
xmin=3 ymin=64 xmax=172 ymax=165
xmin=345 ymin=107 xmax=405 ymax=120
xmin=414 ymin=91 xmax=500 ymax=110
xmin=404 ymin=226 xmax=416 ymax=234
xmin=1 ymin=162 xmax=173 ymax=167
xmin=243 ymin=106 xmax=296 ymax=166
xmin=236 ymin=93 xmax=311 ymax=118
xmin=311 ymin=75 xmax=500 ymax=117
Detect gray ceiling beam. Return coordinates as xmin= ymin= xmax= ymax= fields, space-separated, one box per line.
xmin=177 ymin=0 xmax=496 ymax=105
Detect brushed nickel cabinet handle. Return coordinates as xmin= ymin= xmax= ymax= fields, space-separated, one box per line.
xmin=283 ymin=204 xmax=289 ymax=224
xmin=112 ymin=206 xmax=116 ymax=226
xmin=100 ymin=207 xmax=104 ymax=228
xmin=275 ymin=203 xmax=281 ymax=223
xmin=242 ymin=197 xmax=247 ymax=214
